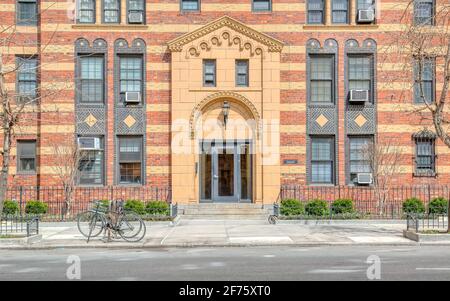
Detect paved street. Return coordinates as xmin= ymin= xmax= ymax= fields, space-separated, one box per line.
xmin=1 ymin=246 xmax=450 ymax=280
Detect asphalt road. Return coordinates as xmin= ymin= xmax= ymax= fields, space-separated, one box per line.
xmin=1 ymin=246 xmax=450 ymax=281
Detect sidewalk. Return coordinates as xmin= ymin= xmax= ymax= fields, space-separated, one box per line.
xmin=0 ymin=218 xmax=422 ymax=249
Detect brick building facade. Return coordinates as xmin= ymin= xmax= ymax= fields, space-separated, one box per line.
xmin=1 ymin=0 xmax=449 ymax=205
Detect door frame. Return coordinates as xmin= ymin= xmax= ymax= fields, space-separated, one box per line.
xmin=199 ymin=139 xmax=253 ymax=203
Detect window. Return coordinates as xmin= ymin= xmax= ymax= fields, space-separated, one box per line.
xmin=311 ymin=137 xmax=335 ymax=184
xmin=332 ymin=0 xmax=349 ymax=23
xmin=17 ymin=57 xmax=37 ymax=101
xmin=181 ymin=0 xmax=200 ymax=11
xmin=17 ymin=0 xmax=37 ymax=25
xmin=414 ymin=58 xmax=434 ymax=104
xmin=357 ymin=0 xmax=373 ymax=10
xmin=203 ymin=60 xmax=216 ymax=87
xmin=127 ymin=0 xmax=145 ymax=24
xmin=236 ymin=60 xmax=249 ymax=87
xmin=79 ymin=56 xmax=104 ymax=103
xmin=103 ymin=0 xmax=120 ymax=23
xmin=77 ymin=0 xmax=96 ymax=23
xmin=414 ymin=138 xmax=435 ymax=176
xmin=348 ymin=55 xmax=373 ymax=102
xmin=349 ymin=136 xmax=372 ymax=184
xmin=120 ymin=56 xmax=143 ymax=103
xmin=78 ymin=137 xmax=104 ymax=185
xmin=252 ymin=0 xmax=271 ymax=11
xmin=310 ymin=55 xmax=334 ymax=103
xmin=118 ymin=137 xmax=143 ymax=185
xmin=308 ymin=0 xmax=325 ymax=24
xmin=414 ymin=0 xmax=434 ymax=25
xmin=17 ymin=140 xmax=36 ymax=173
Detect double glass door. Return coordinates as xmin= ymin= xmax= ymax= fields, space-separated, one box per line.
xmin=200 ymin=141 xmax=252 ymax=203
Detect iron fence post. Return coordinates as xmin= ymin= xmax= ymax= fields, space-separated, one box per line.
xmin=19 ymin=186 xmax=23 ymax=217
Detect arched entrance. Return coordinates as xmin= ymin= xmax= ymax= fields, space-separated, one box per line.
xmin=192 ymin=93 xmax=259 ymax=203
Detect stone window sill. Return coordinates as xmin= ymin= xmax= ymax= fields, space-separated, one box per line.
xmin=303 ymin=24 xmax=379 ymax=30
xmin=72 ymin=24 xmax=148 ymax=30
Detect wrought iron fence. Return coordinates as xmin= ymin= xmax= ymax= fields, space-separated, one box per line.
xmin=0 ymin=215 xmax=39 ymax=237
xmin=280 ymin=185 xmax=450 ymax=219
xmin=407 ymin=213 xmax=448 ymax=232
xmin=3 ymin=186 xmax=171 ymax=221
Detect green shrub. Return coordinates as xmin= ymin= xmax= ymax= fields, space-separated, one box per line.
xmin=402 ymin=197 xmax=425 ymax=214
xmin=305 ymin=199 xmax=329 ymax=216
xmin=331 ymin=199 xmax=354 ymax=215
xmin=124 ymin=200 xmax=146 ymax=215
xmin=145 ymin=201 xmax=170 ymax=216
xmin=25 ymin=200 xmax=48 ymax=215
xmin=2 ymin=200 xmax=19 ymax=215
xmin=428 ymin=197 xmax=448 ymax=214
xmin=280 ymin=199 xmax=305 ymax=216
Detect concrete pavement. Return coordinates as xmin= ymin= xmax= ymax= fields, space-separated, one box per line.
xmin=0 ymin=218 xmax=420 ymax=249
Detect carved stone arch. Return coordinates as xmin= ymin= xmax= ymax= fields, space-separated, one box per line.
xmin=345 ymin=39 xmax=359 ymax=49
xmin=306 ymin=39 xmax=321 ymax=50
xmin=362 ymin=38 xmax=377 ymax=50
xmin=75 ymin=38 xmax=107 ymax=53
xmin=189 ymin=91 xmax=261 ymax=139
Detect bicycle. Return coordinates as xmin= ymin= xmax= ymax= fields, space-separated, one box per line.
xmin=77 ymin=200 xmax=146 ymax=243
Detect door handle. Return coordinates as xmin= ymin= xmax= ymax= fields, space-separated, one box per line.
xmin=213 ymin=175 xmax=219 ymax=179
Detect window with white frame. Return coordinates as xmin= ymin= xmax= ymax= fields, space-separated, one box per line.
xmin=77 ymin=0 xmax=96 ymax=23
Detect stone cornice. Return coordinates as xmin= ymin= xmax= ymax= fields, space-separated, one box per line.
xmin=167 ymin=16 xmax=284 ymax=53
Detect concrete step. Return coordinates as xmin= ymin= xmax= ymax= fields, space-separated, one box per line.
xmin=181 ymin=214 xmax=268 ymax=220
xmin=183 ymin=208 xmax=269 ymax=214
xmin=181 ymin=204 xmax=271 ymax=218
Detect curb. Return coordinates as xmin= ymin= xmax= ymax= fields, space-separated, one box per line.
xmin=275 ymin=219 xmax=406 ymax=225
xmin=0 ymin=240 xmax=423 ymax=250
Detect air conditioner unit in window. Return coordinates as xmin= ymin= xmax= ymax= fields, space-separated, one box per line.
xmin=357 ymin=173 xmax=373 ymax=185
xmin=357 ymin=9 xmax=375 ymax=23
xmin=125 ymin=92 xmax=141 ymax=103
xmin=128 ymin=11 xmax=143 ymax=24
xmin=78 ymin=137 xmax=101 ymax=150
xmin=349 ymin=90 xmax=369 ymax=103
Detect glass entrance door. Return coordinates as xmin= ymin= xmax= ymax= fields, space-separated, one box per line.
xmin=200 ymin=141 xmax=252 ymax=203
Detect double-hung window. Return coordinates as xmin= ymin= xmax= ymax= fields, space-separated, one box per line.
xmin=414 ymin=0 xmax=434 ymax=25
xmin=17 ymin=0 xmax=37 ymax=25
xmin=78 ymin=137 xmax=104 ymax=185
xmin=414 ymin=58 xmax=434 ymax=104
xmin=181 ymin=0 xmax=200 ymax=11
xmin=77 ymin=0 xmax=95 ymax=23
xmin=127 ymin=0 xmax=145 ymax=24
xmin=357 ymin=0 xmax=373 ymax=10
xmin=236 ymin=60 xmax=249 ymax=87
xmin=332 ymin=0 xmax=349 ymax=23
xmin=120 ymin=56 xmax=143 ymax=103
xmin=203 ymin=60 xmax=216 ymax=87
xmin=348 ymin=55 xmax=373 ymax=102
xmin=80 ymin=56 xmax=104 ymax=104
xmin=17 ymin=140 xmax=36 ymax=173
xmin=311 ymin=137 xmax=335 ymax=184
xmin=17 ymin=57 xmax=37 ymax=101
xmin=414 ymin=137 xmax=435 ymax=176
xmin=252 ymin=0 xmax=271 ymax=12
xmin=118 ymin=137 xmax=143 ymax=185
xmin=310 ymin=55 xmax=334 ymax=103
xmin=349 ymin=136 xmax=373 ymax=184
xmin=103 ymin=0 xmax=120 ymax=23
xmin=308 ymin=0 xmax=325 ymax=24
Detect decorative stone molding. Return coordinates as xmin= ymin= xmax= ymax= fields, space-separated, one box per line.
xmin=189 ymin=91 xmax=261 ymax=139
xmin=186 ymin=30 xmax=264 ymax=58
xmin=167 ymin=16 xmax=284 ymax=53
xmin=413 ymin=128 xmax=437 ymax=139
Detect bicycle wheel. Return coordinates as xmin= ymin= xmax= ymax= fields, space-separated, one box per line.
xmin=77 ymin=211 xmax=104 ymax=238
xmin=118 ymin=212 xmax=146 ymax=242
xmin=268 ymin=215 xmax=278 ymax=225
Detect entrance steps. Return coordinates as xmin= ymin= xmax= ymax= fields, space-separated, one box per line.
xmin=180 ymin=203 xmax=271 ymax=220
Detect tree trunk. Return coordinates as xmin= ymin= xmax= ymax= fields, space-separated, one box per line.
xmin=0 ymin=124 xmax=12 ymax=216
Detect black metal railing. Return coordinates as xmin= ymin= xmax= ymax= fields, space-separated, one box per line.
xmin=0 ymin=215 xmax=39 ymax=237
xmin=280 ymin=185 xmax=450 ymax=219
xmin=407 ymin=213 xmax=448 ymax=232
xmin=2 ymin=186 xmax=171 ymax=222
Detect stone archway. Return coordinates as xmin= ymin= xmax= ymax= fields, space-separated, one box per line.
xmin=189 ymin=92 xmax=261 ymax=141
